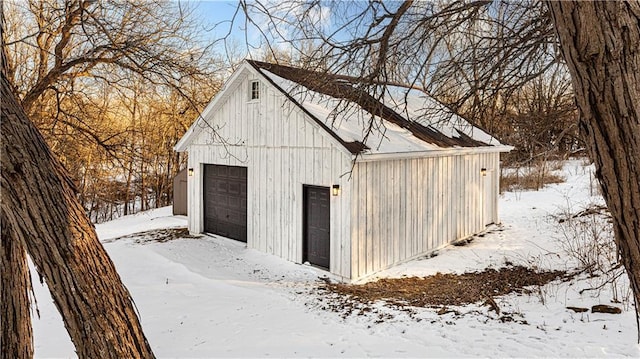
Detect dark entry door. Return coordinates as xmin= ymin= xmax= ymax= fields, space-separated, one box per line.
xmin=203 ymin=164 xmax=247 ymax=242
xmin=303 ymin=186 xmax=330 ymax=269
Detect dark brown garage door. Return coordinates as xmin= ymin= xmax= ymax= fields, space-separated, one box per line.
xmin=203 ymin=164 xmax=247 ymax=242
xmin=303 ymin=186 xmax=330 ymax=269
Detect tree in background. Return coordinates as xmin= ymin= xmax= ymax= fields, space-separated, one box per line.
xmin=499 ymin=64 xmax=578 ymax=163
xmin=3 ymin=0 xmax=223 ymax=221
xmin=231 ymin=0 xmax=640 ymax=321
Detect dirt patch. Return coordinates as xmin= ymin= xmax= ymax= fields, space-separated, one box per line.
xmin=555 ymin=204 xmax=610 ymax=223
xmin=103 ymin=227 xmax=201 ymax=244
xmin=320 ymin=266 xmax=566 ymax=308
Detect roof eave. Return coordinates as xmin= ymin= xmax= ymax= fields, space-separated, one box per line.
xmin=356 ymin=145 xmax=514 ymax=162
xmin=174 ymin=126 xmax=195 ymax=152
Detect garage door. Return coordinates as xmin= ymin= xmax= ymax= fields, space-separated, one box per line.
xmin=203 ymin=164 xmax=247 ymax=242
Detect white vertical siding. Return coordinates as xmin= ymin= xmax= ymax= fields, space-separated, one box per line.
xmin=183 ymin=66 xmax=504 ymax=281
xmin=186 ymin=72 xmax=353 ymax=279
xmin=350 ymin=152 xmax=501 ymax=279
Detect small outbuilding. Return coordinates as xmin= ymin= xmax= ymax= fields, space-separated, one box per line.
xmin=175 ymin=60 xmax=511 ymax=281
xmin=172 ymin=168 xmax=188 ymax=216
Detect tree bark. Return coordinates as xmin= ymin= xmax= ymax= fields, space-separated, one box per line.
xmin=547 ymin=1 xmax=640 ymax=312
xmin=0 ymin=224 xmax=34 ymax=359
xmin=1 ymin=70 xmax=155 ymax=358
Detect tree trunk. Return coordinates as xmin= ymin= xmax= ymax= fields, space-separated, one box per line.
xmin=547 ymin=1 xmax=640 ymax=313
xmin=0 ymin=224 xmax=34 ymax=359
xmin=125 ymin=157 xmax=134 ymax=216
xmin=1 ymin=71 xmax=155 ymax=357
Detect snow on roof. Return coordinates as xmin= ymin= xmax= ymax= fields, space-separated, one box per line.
xmin=248 ymin=60 xmax=509 ymax=156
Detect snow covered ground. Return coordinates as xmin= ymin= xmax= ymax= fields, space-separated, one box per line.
xmin=31 ymin=160 xmax=640 ymax=357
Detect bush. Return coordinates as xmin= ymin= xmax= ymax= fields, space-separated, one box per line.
xmin=554 ymin=201 xmax=631 ymax=305
xmin=500 ymin=160 xmax=565 ymax=192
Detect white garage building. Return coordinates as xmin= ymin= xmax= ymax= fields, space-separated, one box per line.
xmin=175 ymin=60 xmax=511 ymax=281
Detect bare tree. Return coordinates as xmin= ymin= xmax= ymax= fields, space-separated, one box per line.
xmin=1 ymin=61 xmax=156 ymax=358
xmin=547 ymin=0 xmax=640 ymax=323
xmin=4 ymin=0 xmax=222 ymax=220
xmin=230 ymin=0 xmax=640 ymax=321
xmin=1 ymin=12 xmax=34 ymax=359
xmin=4 ymin=0 xmax=212 ymax=112
xmin=0 ymin=226 xmax=33 ymax=359
xmin=0 ymin=1 xmax=177 ymax=356
xmin=231 ymin=1 xmax=571 ymax=150
xmin=500 ymin=64 xmax=579 ymax=163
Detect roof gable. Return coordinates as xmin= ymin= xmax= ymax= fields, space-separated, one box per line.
xmin=175 ymin=63 xmax=253 ymax=152
xmin=176 ymin=60 xmax=511 ymax=156
xmin=175 ymin=62 xmax=357 ymax=155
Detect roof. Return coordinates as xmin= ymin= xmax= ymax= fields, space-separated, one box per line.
xmin=175 ymin=60 xmax=512 ymax=157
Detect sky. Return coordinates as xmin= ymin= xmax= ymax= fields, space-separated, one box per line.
xmin=185 ymin=1 xmax=244 ymax=43
xmin=190 ymin=1 xmax=241 ymax=33
xmin=185 ymin=0 xmax=279 ymax=60
xmin=182 ymin=0 xmax=351 ymax=61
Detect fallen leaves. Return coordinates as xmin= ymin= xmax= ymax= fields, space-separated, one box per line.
xmin=321 ymin=266 xmax=565 ymax=308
